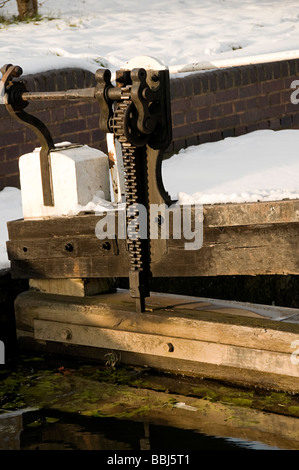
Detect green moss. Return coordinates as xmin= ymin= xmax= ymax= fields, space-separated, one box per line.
xmin=192 ymin=387 xmax=219 ymax=401
xmin=116 ymin=404 xmax=151 ymax=418
xmin=258 ymin=391 xmax=292 ymax=410
xmin=45 ymin=416 xmax=60 ymax=423
xmin=287 ymin=406 xmax=299 ymax=416
xmin=222 ymin=397 xmax=253 ymax=407
xmin=27 ymin=420 xmax=42 ymax=427
xmin=1 ymin=354 xmax=299 ymax=422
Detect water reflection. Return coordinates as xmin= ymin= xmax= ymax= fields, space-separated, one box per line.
xmin=0 ymin=408 xmax=283 ymax=451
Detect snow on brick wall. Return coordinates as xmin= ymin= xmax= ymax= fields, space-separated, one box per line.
xmin=1 ymin=59 xmax=299 ymax=190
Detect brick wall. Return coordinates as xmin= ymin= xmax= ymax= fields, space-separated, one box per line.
xmin=1 ymin=59 xmax=299 ymax=190
xmin=170 ymin=59 xmax=299 ymax=152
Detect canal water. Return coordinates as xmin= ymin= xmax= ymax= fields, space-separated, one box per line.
xmin=1 ymin=355 xmax=298 ymax=452
xmin=0 ymin=407 xmax=283 ymax=451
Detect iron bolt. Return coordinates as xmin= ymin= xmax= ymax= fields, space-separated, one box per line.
xmin=164 ymin=342 xmax=174 ymax=353
xmin=61 ymin=328 xmax=72 ymax=340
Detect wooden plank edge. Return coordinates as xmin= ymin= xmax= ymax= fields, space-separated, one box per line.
xmin=14 ymin=290 xmax=299 ymax=355
xmin=15 ymin=329 xmax=299 ymax=394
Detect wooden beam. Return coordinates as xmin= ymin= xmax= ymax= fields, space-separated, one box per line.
xmin=14 ymin=290 xmax=299 ymax=393
xmin=152 ymin=222 xmax=299 ymax=277
xmin=6 ymin=200 xmax=299 ymax=278
xmin=203 ymin=199 xmax=299 ymax=227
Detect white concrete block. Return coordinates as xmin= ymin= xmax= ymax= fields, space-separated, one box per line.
xmin=19 ymin=144 xmax=110 ymax=219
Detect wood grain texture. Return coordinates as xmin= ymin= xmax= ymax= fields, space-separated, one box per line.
xmin=7 ymin=200 xmax=299 ymax=278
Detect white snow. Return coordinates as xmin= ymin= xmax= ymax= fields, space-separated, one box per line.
xmin=1 ymin=0 xmax=299 ymax=75
xmin=0 ymin=187 xmax=23 ymax=270
xmin=1 ymin=1 xmax=299 ymax=269
xmin=162 ymin=129 xmax=299 ymax=204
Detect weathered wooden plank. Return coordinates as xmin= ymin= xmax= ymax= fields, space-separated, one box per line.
xmin=6 ymin=199 xmax=299 ymax=278
xmin=14 ymin=290 xmax=299 ymax=353
xmin=10 ymin=255 xmax=130 ymax=279
xmin=29 ymin=278 xmax=116 ymax=297
xmin=7 ymin=199 xmax=299 ymax=242
xmin=153 ymin=222 xmax=299 ymax=276
xmin=7 ymin=236 xmax=120 ymax=260
xmin=7 ymin=213 xmax=107 ymax=240
xmin=14 ymin=290 xmax=299 ymax=392
xmin=9 ymin=221 xmax=299 ymax=278
xmin=33 ymin=318 xmax=299 ymax=379
xmin=203 ymin=199 xmax=299 ymax=227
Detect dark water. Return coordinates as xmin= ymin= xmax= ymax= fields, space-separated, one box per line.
xmin=0 ymin=408 xmax=283 ymax=451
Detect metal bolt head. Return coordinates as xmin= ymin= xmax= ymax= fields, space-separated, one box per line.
xmin=163 ymin=342 xmax=174 ymax=353
xmin=61 ymin=328 xmax=72 ymax=340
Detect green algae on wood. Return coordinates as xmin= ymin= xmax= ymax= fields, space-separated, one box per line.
xmin=1 ymin=355 xmax=299 ymax=422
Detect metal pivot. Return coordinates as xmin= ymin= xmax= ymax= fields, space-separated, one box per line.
xmin=1 ymin=64 xmax=55 ymax=206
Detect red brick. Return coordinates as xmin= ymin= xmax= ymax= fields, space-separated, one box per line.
xmin=170 ymin=78 xmax=185 ymax=99
xmin=183 ymin=76 xmax=194 ymax=96
xmin=171 ymin=98 xmax=192 ymax=113
xmin=269 ymin=118 xmax=281 ymax=130
xmin=269 ymin=92 xmax=281 ymax=106
xmin=198 ymin=132 xmax=212 ymax=144
xmin=60 ymin=118 xmax=86 ymax=135
xmin=0 ymin=117 xmax=14 ymax=133
xmin=173 ymin=124 xmax=194 ymax=139
xmin=291 ymin=113 xmax=299 ymax=127
xmin=86 ymin=115 xmax=100 ymax=130
xmin=285 ymin=101 xmax=299 ymax=114
xmin=246 ymin=97 xmax=258 ymax=109
xmin=210 ymin=131 xmax=223 ymax=142
xmin=215 ymin=88 xmax=239 ymax=103
xmin=216 ymin=115 xmax=240 ymax=129
xmin=2 ymin=159 xmax=19 ymax=176
xmin=74 ymin=131 xmax=92 ymax=145
xmin=4 ymin=145 xmax=21 ymax=161
xmin=50 ymin=107 xmax=65 ymax=123
xmin=191 ymin=93 xmax=216 ymax=108
xmin=256 ymin=95 xmax=269 ymax=108
xmin=4 ymin=173 xmax=20 ymax=188
xmin=172 ymin=138 xmax=186 ymax=153
xmin=78 ymin=103 xmax=95 ymax=117
xmin=186 ymin=135 xmax=199 ymax=147
xmin=197 ymin=107 xmax=210 ymax=120
xmin=281 ymin=88 xmax=294 ymax=104
xmin=246 ymin=123 xmax=259 ymax=133
xmin=239 ymin=84 xmax=261 ymax=98
xmin=172 ymin=112 xmax=186 ymax=126
xmin=262 ymin=79 xmax=284 ymax=94
xmin=188 ymin=110 xmax=199 ymax=123
xmin=262 ymin=104 xmax=285 ymax=119
xmin=210 ymin=103 xmax=233 ymax=118
xmin=284 ymin=77 xmax=298 ymax=90
xmin=91 ymin=128 xmax=105 ymax=143
xmin=1 ymin=131 xmax=24 ymax=147
xmin=197 ymin=119 xmax=216 ymax=132
xmin=64 ymin=106 xmax=79 ymax=120
xmin=233 ymin=100 xmax=246 ymax=113
xmin=256 ymin=121 xmax=270 ymax=130
xmin=240 ymin=109 xmax=264 ymax=124
xmin=234 ymin=125 xmax=247 ymax=136
xmin=280 ymin=115 xmax=292 ymax=127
